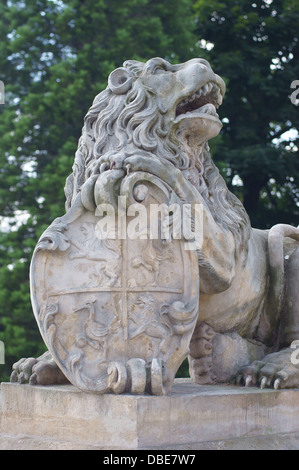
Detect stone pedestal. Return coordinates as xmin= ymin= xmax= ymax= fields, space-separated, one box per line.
xmin=1 ymin=379 xmax=299 ymax=450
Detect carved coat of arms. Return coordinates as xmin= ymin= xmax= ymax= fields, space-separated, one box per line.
xmin=31 ymin=172 xmax=199 ymax=394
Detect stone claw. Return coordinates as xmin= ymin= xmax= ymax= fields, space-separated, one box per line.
xmin=274 ymin=378 xmax=281 ymax=390
xmin=29 ymin=372 xmax=38 ymax=385
xmin=10 ymin=370 xmax=18 ymax=383
xmin=245 ymin=375 xmax=252 ymax=387
xmin=260 ymin=376 xmax=267 ymax=389
xmin=18 ymin=372 xmax=25 ymax=384
xmin=237 ymin=347 xmax=299 ymax=390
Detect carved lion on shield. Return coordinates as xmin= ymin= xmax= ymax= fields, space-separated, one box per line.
xmin=12 ymin=57 xmax=299 ymax=391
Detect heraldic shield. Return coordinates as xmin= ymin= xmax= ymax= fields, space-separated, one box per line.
xmin=30 ymin=170 xmax=199 ymax=395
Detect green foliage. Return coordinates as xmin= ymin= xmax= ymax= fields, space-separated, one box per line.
xmin=176 ymin=358 xmax=190 ymax=378
xmin=0 ymin=0 xmax=196 ymax=381
xmin=194 ymin=0 xmax=299 ymax=227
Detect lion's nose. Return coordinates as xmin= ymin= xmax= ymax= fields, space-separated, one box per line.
xmin=197 ymin=58 xmax=212 ymax=70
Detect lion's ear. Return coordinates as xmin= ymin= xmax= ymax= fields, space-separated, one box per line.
xmin=108 ymin=67 xmax=133 ymax=94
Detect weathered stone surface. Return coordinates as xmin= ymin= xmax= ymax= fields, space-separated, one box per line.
xmin=2 ymin=379 xmax=299 ymax=450
xmin=11 ymin=57 xmax=299 ymax=394
xmin=29 ymin=181 xmax=199 ymax=395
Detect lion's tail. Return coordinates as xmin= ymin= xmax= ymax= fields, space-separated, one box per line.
xmin=268 ymin=223 xmax=299 ymax=276
xmin=262 ymin=224 xmax=299 ymax=345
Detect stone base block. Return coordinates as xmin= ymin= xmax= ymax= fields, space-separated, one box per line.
xmin=1 ymin=379 xmax=299 ymax=450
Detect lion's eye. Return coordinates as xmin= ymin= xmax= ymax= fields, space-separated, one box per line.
xmin=153 ymin=66 xmax=165 ymax=74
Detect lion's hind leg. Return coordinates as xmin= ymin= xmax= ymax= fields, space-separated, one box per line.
xmin=189 ymin=323 xmax=266 ymax=385
xmin=239 ymin=245 xmax=299 ymax=390
xmin=280 ymin=245 xmax=299 ymax=348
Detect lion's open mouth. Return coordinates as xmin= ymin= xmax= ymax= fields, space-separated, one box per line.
xmin=175 ymin=81 xmax=222 ymax=121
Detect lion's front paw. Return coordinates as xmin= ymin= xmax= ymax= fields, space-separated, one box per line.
xmin=10 ymin=351 xmax=69 ymax=386
xmin=238 ymin=348 xmax=299 ymax=390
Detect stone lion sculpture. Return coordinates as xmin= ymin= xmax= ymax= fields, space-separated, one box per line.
xmin=11 ymin=57 xmax=299 ymax=392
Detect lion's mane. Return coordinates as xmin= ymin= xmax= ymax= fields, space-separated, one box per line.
xmin=65 ymin=60 xmax=250 ymax=248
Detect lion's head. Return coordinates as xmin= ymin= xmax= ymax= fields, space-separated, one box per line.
xmin=65 ymin=57 xmax=250 ymax=245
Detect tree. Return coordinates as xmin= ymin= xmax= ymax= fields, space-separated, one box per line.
xmin=0 ymin=0 xmax=196 ymax=380
xmin=194 ymin=0 xmax=299 ymax=228
xmin=1 ymin=0 xmax=298 ymax=382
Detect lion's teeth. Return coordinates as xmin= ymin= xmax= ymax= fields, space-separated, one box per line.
xmin=207 ymin=82 xmax=213 ymax=93
xmin=202 ymin=84 xmax=209 ymax=96
xmin=199 ymin=103 xmax=218 ymax=117
xmin=179 ymin=98 xmax=188 ymax=106
xmin=208 ymin=83 xmax=223 ymax=107
xmin=176 ymin=80 xmax=223 ymax=117
xmin=216 ymin=90 xmax=223 ymax=106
